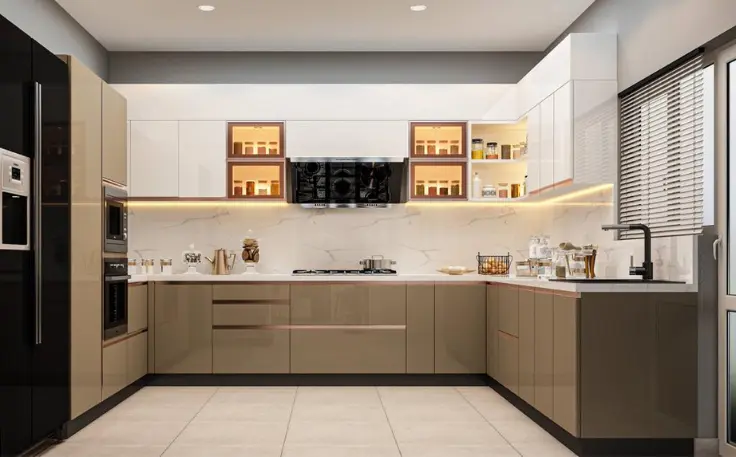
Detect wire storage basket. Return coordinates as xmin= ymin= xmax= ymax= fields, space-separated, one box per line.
xmin=477 ymin=252 xmax=513 ymax=276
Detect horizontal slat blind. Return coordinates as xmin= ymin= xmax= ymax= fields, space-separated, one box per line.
xmin=618 ymin=53 xmax=704 ymax=239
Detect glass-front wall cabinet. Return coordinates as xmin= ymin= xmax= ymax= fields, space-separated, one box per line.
xmin=410 ymin=122 xmax=466 ymax=158
xmin=227 ymin=122 xmax=285 ymax=200
xmin=411 ymin=162 xmax=467 ymax=200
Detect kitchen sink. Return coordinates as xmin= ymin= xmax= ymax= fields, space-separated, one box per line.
xmin=548 ymin=278 xmax=685 ymax=284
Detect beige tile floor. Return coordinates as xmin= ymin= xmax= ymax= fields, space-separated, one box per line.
xmin=42 ymin=386 xmax=576 ymax=457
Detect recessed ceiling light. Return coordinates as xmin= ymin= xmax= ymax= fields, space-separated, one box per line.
xmin=198 ymin=5 xmax=215 ymax=12
xmin=410 ymin=4 xmax=427 ymax=11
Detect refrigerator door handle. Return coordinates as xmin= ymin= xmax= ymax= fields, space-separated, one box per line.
xmin=714 ymin=236 xmax=722 ymax=261
xmin=34 ymin=82 xmax=42 ymax=345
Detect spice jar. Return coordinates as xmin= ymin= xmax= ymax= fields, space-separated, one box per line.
xmin=234 ymin=180 xmax=244 ymax=196
xmin=471 ymin=139 xmax=484 ymax=159
xmin=498 ymin=183 xmax=510 ymax=199
xmin=258 ymin=180 xmax=268 ymax=195
xmin=439 ymin=180 xmax=449 ymax=196
xmin=143 ymin=259 xmax=155 ymax=275
xmin=501 ymin=144 xmax=512 ymax=160
xmin=511 ymin=144 xmax=521 ymax=159
xmin=438 ymin=140 xmax=449 ymax=156
xmin=415 ymin=180 xmax=426 ymax=196
xmin=427 ymin=140 xmax=437 ymax=155
xmin=233 ymin=142 xmax=243 ymax=156
xmin=257 ymin=142 xmax=267 ymax=155
xmin=450 ymin=140 xmax=460 ymax=155
xmin=485 ymin=142 xmax=498 ymax=160
xmin=450 ymin=180 xmax=461 ymax=196
xmin=244 ymin=142 xmax=254 ymax=155
xmin=270 ymin=180 xmax=280 ymax=196
xmin=415 ymin=140 xmax=426 ymax=155
xmin=160 ymin=259 xmax=173 ymax=275
xmin=511 ymin=183 xmax=521 ymax=199
xmin=128 ymin=259 xmax=138 ymax=275
xmin=268 ymin=141 xmax=278 ymax=155
xmin=245 ymin=180 xmax=256 ymax=196
xmin=482 ymin=184 xmax=497 ymax=198
xmin=428 ymin=180 xmax=438 ymax=196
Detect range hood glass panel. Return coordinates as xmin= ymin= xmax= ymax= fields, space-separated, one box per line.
xmin=288 ymin=159 xmax=407 ymax=207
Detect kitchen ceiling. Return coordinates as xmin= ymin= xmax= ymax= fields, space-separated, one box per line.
xmin=55 ymin=0 xmax=596 ymax=52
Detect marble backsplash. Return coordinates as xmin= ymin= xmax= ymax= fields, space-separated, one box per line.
xmin=129 ymin=198 xmax=695 ymax=282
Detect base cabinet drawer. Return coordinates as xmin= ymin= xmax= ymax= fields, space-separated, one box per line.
xmin=498 ymin=331 xmax=519 ymax=395
xmin=213 ymin=329 xmax=289 ymax=373
xmin=291 ymin=329 xmax=406 ymax=373
xmin=102 ymin=340 xmax=127 ymax=400
xmin=127 ymin=332 xmax=148 ymax=385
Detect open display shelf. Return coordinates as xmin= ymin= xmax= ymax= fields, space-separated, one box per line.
xmin=468 ymin=120 xmax=528 ymax=200
xmin=228 ymin=122 xmax=284 ymax=158
xmin=411 ymin=161 xmax=467 ymax=200
xmin=227 ymin=122 xmax=286 ymax=200
xmin=410 ymin=122 xmax=466 ymax=159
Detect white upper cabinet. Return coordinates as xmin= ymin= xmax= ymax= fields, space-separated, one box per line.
xmin=539 ymin=96 xmax=555 ymax=191
xmin=129 ymin=121 xmax=179 ymax=197
xmin=525 ymin=105 xmax=541 ymax=195
xmin=178 ymin=121 xmax=227 ymax=198
xmin=286 ymin=121 xmax=408 ymax=158
xmin=572 ymin=80 xmax=619 ymax=186
xmin=553 ymin=82 xmax=573 ymax=186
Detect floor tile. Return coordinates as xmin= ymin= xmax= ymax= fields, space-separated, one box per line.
xmin=285 ymin=421 xmax=395 ymax=446
xmin=383 ymin=401 xmax=485 ymax=423
xmin=290 ymin=402 xmax=387 ymax=422
xmin=208 ymin=387 xmax=297 ymax=405
xmin=378 ymin=387 xmax=467 ymax=406
xmin=98 ymin=402 xmax=203 ymax=422
xmin=456 ymin=386 xmax=508 ymax=403
xmin=124 ymin=387 xmax=216 ymax=406
xmin=41 ymin=444 xmax=167 ymax=457
xmin=67 ymin=421 xmax=187 ymax=446
xmin=281 ymin=445 xmax=401 ymax=457
xmin=162 ymin=444 xmax=283 ymax=457
xmin=296 ymin=387 xmax=380 ymax=405
xmin=193 ymin=401 xmax=293 ymax=422
xmin=174 ymin=421 xmax=288 ymax=446
xmin=399 ymin=444 xmax=522 ymax=457
xmin=391 ymin=421 xmax=508 ymax=446
xmin=467 ymin=400 xmax=528 ymax=421
xmin=489 ymin=419 xmax=557 ymax=444
xmin=512 ymin=441 xmax=577 ymax=457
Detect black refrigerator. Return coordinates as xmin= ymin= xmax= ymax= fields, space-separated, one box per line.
xmin=0 ymin=13 xmax=71 ymax=457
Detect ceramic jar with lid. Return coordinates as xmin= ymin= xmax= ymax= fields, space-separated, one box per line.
xmin=481 ymin=184 xmax=497 ymax=199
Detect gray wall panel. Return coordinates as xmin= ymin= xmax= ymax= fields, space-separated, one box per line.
xmin=108 ymin=51 xmax=542 ymax=84
xmin=0 ymin=0 xmax=108 ymax=78
xmin=549 ymin=0 xmax=736 ymax=91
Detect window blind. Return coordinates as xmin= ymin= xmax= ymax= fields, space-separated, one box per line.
xmin=618 ymin=52 xmax=705 ymax=239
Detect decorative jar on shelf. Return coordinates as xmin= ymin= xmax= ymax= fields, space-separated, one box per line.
xmin=439 ymin=180 xmax=449 ymax=196
xmin=241 ymin=231 xmax=260 ymax=275
xmin=485 ymin=142 xmax=498 ymax=160
xmin=427 ymin=180 xmax=438 ymax=197
xmin=233 ymin=180 xmax=244 ymax=196
xmin=450 ymin=180 xmax=461 ymax=196
xmin=415 ymin=180 xmax=426 ymax=196
xmin=244 ymin=142 xmax=254 ymax=155
xmin=471 ymin=139 xmax=484 ymax=159
xmin=438 ymin=140 xmax=449 ymax=156
xmin=482 ymin=184 xmax=497 ymax=199
xmin=415 ymin=140 xmax=426 ymax=155
xmin=450 ymin=140 xmax=460 ymax=155
xmin=427 ymin=140 xmax=437 ymax=155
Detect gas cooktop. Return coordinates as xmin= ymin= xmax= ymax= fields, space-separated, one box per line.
xmin=292 ymin=269 xmax=398 ymax=276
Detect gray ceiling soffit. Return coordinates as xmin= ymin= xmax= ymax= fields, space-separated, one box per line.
xmin=108 ymin=51 xmax=543 ymax=85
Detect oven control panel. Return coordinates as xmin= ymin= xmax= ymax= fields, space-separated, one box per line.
xmin=1 ymin=148 xmax=30 ymax=196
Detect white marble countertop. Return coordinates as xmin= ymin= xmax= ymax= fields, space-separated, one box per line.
xmin=128 ymin=273 xmax=696 ymax=293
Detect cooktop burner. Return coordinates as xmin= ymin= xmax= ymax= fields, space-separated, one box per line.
xmin=292 ymin=269 xmax=398 ymax=276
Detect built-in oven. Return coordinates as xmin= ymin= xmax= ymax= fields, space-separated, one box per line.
xmin=0 ymin=149 xmax=30 ymax=251
xmin=104 ymin=184 xmax=127 ymax=253
xmin=103 ymin=258 xmax=128 ymax=340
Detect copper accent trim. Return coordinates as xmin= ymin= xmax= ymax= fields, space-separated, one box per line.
xmin=213 ymin=324 xmax=407 ymax=331
xmin=409 ymin=121 xmax=467 ymax=159
xmin=128 ymin=282 xmax=147 ymax=288
xmin=409 ymin=160 xmax=468 ymax=200
xmin=103 ymin=329 xmax=147 ymax=348
xmin=102 ymin=178 xmax=126 ymax=189
xmin=554 ymin=178 xmax=574 ymax=189
xmin=498 ymin=329 xmax=518 ymax=339
xmin=213 ymin=299 xmax=290 ymax=305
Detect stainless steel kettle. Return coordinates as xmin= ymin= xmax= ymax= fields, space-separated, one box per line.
xmin=206 ymin=249 xmax=236 ymax=275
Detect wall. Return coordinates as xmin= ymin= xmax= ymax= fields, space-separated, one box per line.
xmin=108 ymin=52 xmax=542 ymax=84
xmin=0 ymin=0 xmax=108 ymax=78
xmin=128 ymin=190 xmax=694 ymax=282
xmin=549 ymin=0 xmax=736 ymax=90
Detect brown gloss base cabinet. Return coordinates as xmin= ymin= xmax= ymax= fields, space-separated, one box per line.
xmin=148 ymin=282 xmax=487 ymax=375
xmin=486 ymin=282 xmax=698 ymax=443
xmin=102 ymin=284 xmax=149 ymax=400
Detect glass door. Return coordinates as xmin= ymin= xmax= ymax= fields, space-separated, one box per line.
xmin=718 ymin=41 xmax=736 ymax=457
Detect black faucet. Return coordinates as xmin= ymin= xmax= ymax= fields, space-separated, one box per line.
xmin=601 ymin=224 xmax=654 ymax=281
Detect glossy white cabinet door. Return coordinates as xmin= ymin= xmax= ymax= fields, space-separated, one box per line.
xmin=539 ymin=96 xmax=555 ymax=191
xmin=286 ymin=121 xmax=409 ymax=158
xmin=525 ymin=105 xmax=541 ymax=194
xmin=572 ymin=80 xmax=618 ymax=185
xmin=129 ymin=121 xmax=179 ymax=197
xmin=178 ymin=121 xmax=227 ymax=198
xmin=553 ymin=82 xmax=573 ymax=186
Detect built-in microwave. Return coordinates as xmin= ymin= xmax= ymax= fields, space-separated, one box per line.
xmin=104 ymin=184 xmax=127 ymax=253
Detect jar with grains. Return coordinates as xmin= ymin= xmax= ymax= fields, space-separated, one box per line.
xmin=501 ymin=144 xmax=512 ymax=160
xmin=428 ymin=180 xmax=438 ymax=196
xmin=486 ymin=142 xmax=498 ymax=160
xmin=439 ymin=180 xmax=449 ymax=196
xmin=258 ymin=180 xmax=268 ymax=195
xmin=427 ymin=140 xmax=437 ymax=155
xmin=450 ymin=180 xmax=461 ymax=196
xmin=234 ymin=180 xmax=244 ymax=196
xmin=415 ymin=140 xmax=426 ymax=155
xmin=268 ymin=141 xmax=278 ymax=155
xmin=497 ymin=183 xmax=510 ymax=199
xmin=270 ymin=180 xmax=280 ymax=196
xmin=450 ymin=140 xmax=460 ymax=155
xmin=438 ymin=140 xmax=449 ymax=156
xmin=244 ymin=142 xmax=254 ymax=155
xmin=415 ymin=180 xmax=426 ymax=196
xmin=257 ymin=142 xmax=267 ymax=155
xmin=233 ymin=142 xmax=243 ymax=156
xmin=245 ymin=180 xmax=256 ymax=196
xmin=471 ymin=139 xmax=484 ymax=160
